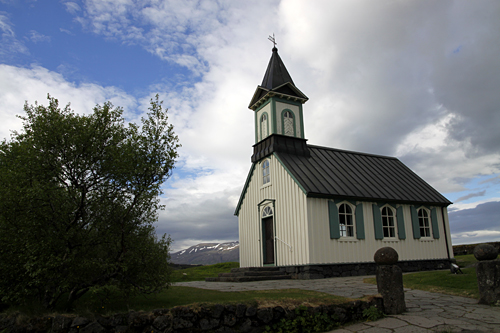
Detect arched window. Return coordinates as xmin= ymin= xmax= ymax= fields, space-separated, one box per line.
xmin=260 ymin=113 xmax=268 ymax=140
xmin=262 ymin=206 xmax=273 ymax=217
xmin=381 ymin=207 xmax=396 ymax=238
xmin=283 ymin=110 xmax=294 ymax=136
xmin=339 ymin=203 xmax=354 ymax=237
xmin=262 ymin=159 xmax=270 ymax=185
xmin=418 ymin=208 xmax=431 ymax=237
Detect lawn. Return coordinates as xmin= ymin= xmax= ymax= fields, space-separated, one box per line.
xmin=170 ymin=262 xmax=239 ymax=282
xmin=69 ymin=287 xmax=351 ymax=316
xmin=364 ymin=254 xmax=480 ymax=299
xmin=3 ymin=255 xmax=484 ymax=316
xmin=3 ymin=262 xmax=351 ymax=316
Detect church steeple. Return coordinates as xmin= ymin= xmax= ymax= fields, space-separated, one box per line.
xmin=249 ymin=46 xmax=308 ymax=146
xmin=249 ymin=45 xmax=310 ymax=162
xmin=248 ymin=47 xmax=308 ymax=111
xmin=260 ymin=47 xmax=295 ymax=90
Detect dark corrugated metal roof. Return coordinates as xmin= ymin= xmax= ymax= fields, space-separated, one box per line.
xmin=261 ymin=47 xmax=295 ymax=89
xmin=276 ymin=145 xmax=451 ymax=206
xmin=248 ymin=48 xmax=309 ymax=110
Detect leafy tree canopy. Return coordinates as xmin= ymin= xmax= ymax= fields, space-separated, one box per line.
xmin=0 ymin=95 xmax=180 ymax=310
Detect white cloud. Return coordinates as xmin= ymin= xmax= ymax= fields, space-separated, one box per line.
xmin=27 ymin=30 xmax=51 ymax=43
xmin=0 ymin=11 xmax=28 ymax=58
xmin=63 ymin=1 xmax=81 ymax=15
xmin=3 ymin=0 xmax=500 ymax=250
xmin=0 ymin=64 xmax=138 ymax=140
xmin=63 ymin=0 xmax=500 ymax=249
xmin=452 ymin=230 xmax=500 ymax=246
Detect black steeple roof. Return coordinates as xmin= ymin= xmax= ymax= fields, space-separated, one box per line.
xmin=248 ymin=47 xmax=308 ymax=110
xmin=261 ymin=47 xmax=295 ymax=89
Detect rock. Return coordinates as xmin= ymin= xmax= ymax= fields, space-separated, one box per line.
xmin=376 ymin=265 xmax=405 ymax=314
xmin=235 ymin=304 xmax=247 ymax=318
xmin=272 ymin=306 xmax=285 ymax=320
xmin=256 ymin=308 xmax=273 ymax=324
xmin=474 ymin=244 xmax=498 ymax=261
xmin=374 ymin=247 xmax=399 ymax=265
xmin=114 ymin=326 xmax=128 ymax=333
xmin=238 ymin=319 xmax=252 ymax=333
xmin=71 ymin=317 xmax=91 ymax=328
xmin=152 ymin=315 xmax=172 ymax=331
xmin=224 ymin=304 xmax=236 ymax=313
xmin=128 ymin=312 xmax=153 ymax=328
xmin=79 ymin=321 xmax=105 ymax=333
xmin=223 ymin=314 xmax=237 ymax=327
xmin=476 ymin=260 xmax=500 ymax=305
xmin=199 ymin=318 xmax=219 ymax=330
xmin=172 ymin=317 xmax=193 ymax=330
xmin=245 ymin=306 xmax=257 ymax=317
xmin=52 ymin=315 xmax=74 ymax=333
xmin=210 ymin=304 xmax=225 ymax=318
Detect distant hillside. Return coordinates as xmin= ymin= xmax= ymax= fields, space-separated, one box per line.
xmin=171 ymin=241 xmax=239 ymax=265
xmin=453 ymin=242 xmax=500 ymax=256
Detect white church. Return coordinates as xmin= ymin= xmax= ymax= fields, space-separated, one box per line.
xmin=234 ymin=46 xmax=453 ymax=278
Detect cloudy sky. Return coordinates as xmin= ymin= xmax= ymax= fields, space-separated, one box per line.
xmin=1 ymin=0 xmax=499 ymax=251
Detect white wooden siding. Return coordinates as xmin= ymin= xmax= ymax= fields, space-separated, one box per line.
xmin=307 ymin=198 xmax=453 ymax=264
xmin=238 ymin=154 xmax=309 ymax=267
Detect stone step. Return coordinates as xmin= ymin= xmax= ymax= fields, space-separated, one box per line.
xmin=217 ymin=275 xmax=292 ymax=282
xmin=219 ymin=271 xmax=287 ymax=278
xmin=230 ymin=266 xmax=281 ymax=273
xmin=205 ymin=266 xmax=292 ymax=282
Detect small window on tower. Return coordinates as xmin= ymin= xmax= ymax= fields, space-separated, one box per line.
xmin=283 ymin=110 xmax=294 ymax=136
xmin=260 ymin=113 xmax=268 ymax=140
xmin=262 ymin=159 xmax=270 ymax=185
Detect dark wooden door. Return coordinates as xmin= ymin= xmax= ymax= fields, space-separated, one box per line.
xmin=263 ymin=217 xmax=274 ymax=265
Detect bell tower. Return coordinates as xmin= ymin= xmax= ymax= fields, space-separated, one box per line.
xmin=249 ymin=45 xmax=310 ymax=162
xmin=248 ymin=46 xmax=309 ymax=143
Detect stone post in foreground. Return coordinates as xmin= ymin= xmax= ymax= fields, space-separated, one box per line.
xmin=374 ymin=247 xmax=406 ymax=314
xmin=474 ymin=244 xmax=500 ymax=305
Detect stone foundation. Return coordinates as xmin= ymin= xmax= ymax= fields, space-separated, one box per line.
xmin=277 ymin=259 xmax=451 ymax=279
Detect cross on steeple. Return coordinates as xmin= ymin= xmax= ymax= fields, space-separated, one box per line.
xmin=268 ymin=33 xmax=277 ymax=48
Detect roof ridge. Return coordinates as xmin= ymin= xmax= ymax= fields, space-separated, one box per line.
xmin=306 ymin=144 xmax=398 ymax=160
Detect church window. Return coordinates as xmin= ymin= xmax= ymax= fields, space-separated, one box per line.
xmin=283 ymin=110 xmax=294 ymax=136
xmin=262 ymin=206 xmax=273 ymax=217
xmin=260 ymin=113 xmax=268 ymax=140
xmin=339 ymin=203 xmax=354 ymax=237
xmin=381 ymin=207 xmax=396 ymax=238
xmin=262 ymin=159 xmax=270 ymax=185
xmin=418 ymin=208 xmax=431 ymax=237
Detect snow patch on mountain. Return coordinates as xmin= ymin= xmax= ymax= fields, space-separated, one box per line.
xmin=171 ymin=241 xmax=239 ymax=265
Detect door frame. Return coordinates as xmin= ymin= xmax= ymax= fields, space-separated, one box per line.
xmin=258 ymin=199 xmax=276 ymax=266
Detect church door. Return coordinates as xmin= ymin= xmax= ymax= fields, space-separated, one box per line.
xmin=263 ymin=216 xmax=275 ymax=265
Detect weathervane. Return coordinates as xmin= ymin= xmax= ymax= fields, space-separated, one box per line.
xmin=268 ymin=33 xmax=277 ymax=48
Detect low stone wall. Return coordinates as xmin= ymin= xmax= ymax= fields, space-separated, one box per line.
xmin=453 ymin=242 xmax=500 ymax=256
xmin=279 ymin=259 xmax=451 ymax=279
xmin=0 ymin=297 xmax=383 ymax=333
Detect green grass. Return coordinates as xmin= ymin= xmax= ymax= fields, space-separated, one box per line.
xmin=454 ymin=254 xmax=477 ymax=268
xmin=3 ymin=262 xmax=352 ymax=316
xmin=74 ymin=287 xmax=351 ymax=315
xmin=170 ymin=262 xmax=239 ymax=282
xmin=363 ymin=255 xmax=480 ymax=299
xmin=3 ymin=286 xmax=351 ymax=317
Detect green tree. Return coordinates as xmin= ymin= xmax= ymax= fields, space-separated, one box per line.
xmin=0 ymin=94 xmax=180 ymax=310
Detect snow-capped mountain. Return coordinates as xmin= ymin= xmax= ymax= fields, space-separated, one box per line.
xmin=170 ymin=241 xmax=239 ymax=265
